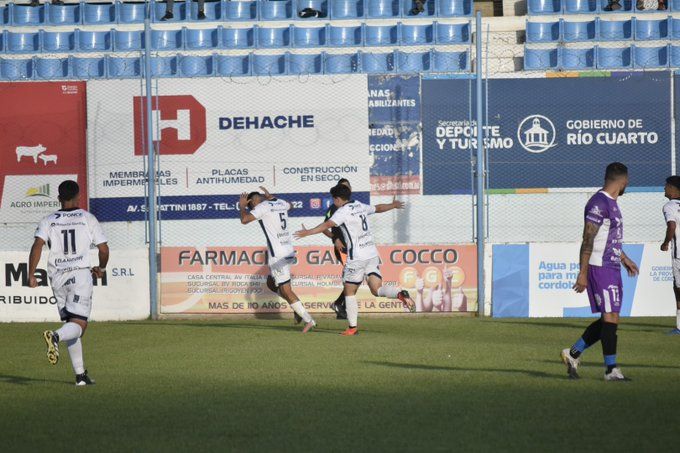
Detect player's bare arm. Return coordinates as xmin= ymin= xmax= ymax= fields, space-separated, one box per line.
xmin=295 ymin=220 xmax=336 ymax=239
xmin=92 ymin=242 xmax=110 ymax=279
xmin=661 ymin=221 xmax=676 ymax=251
xmin=620 ymin=250 xmax=639 ymax=277
xmin=374 ymin=197 xmax=405 ymax=213
xmin=239 ymin=192 xmax=257 ymax=225
xmin=259 ymin=186 xmax=274 ymax=200
xmin=28 ymin=237 xmax=45 ymax=288
xmin=573 ymin=221 xmax=600 ymax=293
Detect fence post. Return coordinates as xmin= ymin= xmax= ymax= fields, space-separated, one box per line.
xmin=475 ymin=11 xmax=485 ymax=318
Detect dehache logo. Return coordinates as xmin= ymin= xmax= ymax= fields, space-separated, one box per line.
xmin=517 ymin=115 xmax=557 ymax=154
xmin=26 ymin=184 xmax=50 ymax=197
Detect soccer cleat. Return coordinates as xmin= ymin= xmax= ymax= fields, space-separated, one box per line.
xmin=340 ymin=327 xmax=358 ymax=336
xmin=636 ymin=0 xmax=644 ymax=8
xmin=667 ymin=328 xmax=680 ymax=335
xmin=293 ymin=312 xmax=303 ymax=325
xmin=75 ymin=371 xmax=95 ymax=386
xmin=397 ymin=290 xmax=416 ymax=313
xmin=560 ymin=348 xmax=580 ymax=379
xmin=43 ymin=330 xmax=59 ymax=365
xmin=604 ymin=367 xmax=630 ymax=381
xmin=603 ymin=1 xmax=622 ymax=10
xmin=197 ymin=10 xmax=206 ymax=19
xmin=331 ymin=301 xmax=348 ymax=320
xmin=302 ymin=320 xmax=316 ymax=333
xmin=160 ymin=12 xmax=174 ymax=21
xmin=298 ymin=7 xmax=320 ymax=18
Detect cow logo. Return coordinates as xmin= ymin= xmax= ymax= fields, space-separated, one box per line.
xmin=517 ymin=115 xmax=556 ymax=154
xmin=133 ymin=95 xmax=207 ymax=156
xmin=26 ymin=184 xmax=50 ymax=197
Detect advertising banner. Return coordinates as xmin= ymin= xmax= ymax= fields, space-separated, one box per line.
xmin=0 ymin=248 xmax=149 ymax=322
xmin=87 ymin=76 xmax=371 ymax=221
xmin=160 ymin=244 xmax=477 ymax=314
xmin=492 ymin=243 xmax=676 ymax=317
xmin=422 ymin=73 xmax=671 ymax=194
xmin=0 ymin=82 xmax=88 ymax=223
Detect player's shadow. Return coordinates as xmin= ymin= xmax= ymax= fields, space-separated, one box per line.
xmin=532 ymin=359 xmax=680 ymax=370
xmin=491 ymin=320 xmax=589 ymax=329
xmin=0 ymin=374 xmax=71 ymax=386
xmin=126 ymin=321 xmax=338 ymax=335
xmin=364 ymin=361 xmax=562 ymax=379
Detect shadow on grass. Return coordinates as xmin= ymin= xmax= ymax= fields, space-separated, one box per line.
xmin=490 ymin=320 xmax=586 ymax=329
xmin=533 ymin=359 xmax=680 ymax=370
xmin=364 ymin=361 xmax=563 ymax=379
xmin=124 ymin=321 xmax=341 ymax=335
xmin=0 ymin=374 xmax=71 ymax=386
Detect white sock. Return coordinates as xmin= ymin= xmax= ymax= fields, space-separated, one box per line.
xmin=290 ymin=301 xmax=313 ymax=323
xmin=377 ymin=286 xmax=400 ymax=299
xmin=345 ymin=296 xmax=358 ymax=328
xmin=55 ymin=322 xmax=82 ymax=342
xmin=676 ymin=309 xmax=680 ymax=329
xmin=67 ymin=338 xmax=85 ymax=375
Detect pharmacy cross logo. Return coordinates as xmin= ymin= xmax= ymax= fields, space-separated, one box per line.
xmin=516 ymin=115 xmax=557 ymax=154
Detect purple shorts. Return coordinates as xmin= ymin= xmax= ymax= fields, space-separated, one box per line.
xmin=587 ymin=265 xmax=623 ymax=314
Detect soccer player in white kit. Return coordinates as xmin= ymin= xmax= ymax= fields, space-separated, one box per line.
xmin=29 ymin=180 xmax=109 ymax=386
xmin=660 ymin=175 xmax=680 ymax=335
xmin=295 ymin=184 xmax=415 ymax=336
xmin=239 ymin=190 xmax=316 ymax=333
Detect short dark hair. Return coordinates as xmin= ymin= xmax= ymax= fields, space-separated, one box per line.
xmin=330 ymin=184 xmax=351 ymax=201
xmin=605 ymin=162 xmax=628 ymax=181
xmin=247 ymin=192 xmax=260 ymax=202
xmin=338 ymin=178 xmax=350 ymax=186
xmin=666 ymin=176 xmax=680 ymax=191
xmin=58 ymin=180 xmax=79 ymax=201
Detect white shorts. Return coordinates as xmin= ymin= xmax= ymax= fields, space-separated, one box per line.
xmin=51 ymin=269 xmax=93 ymax=321
xmin=270 ymin=255 xmax=295 ymax=286
xmin=673 ymin=258 xmax=680 ymax=288
xmin=343 ymin=256 xmax=382 ymax=285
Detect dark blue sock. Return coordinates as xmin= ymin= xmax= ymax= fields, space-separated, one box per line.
xmin=604 ymin=354 xmax=617 ymax=373
xmin=570 ymin=338 xmax=587 ymax=358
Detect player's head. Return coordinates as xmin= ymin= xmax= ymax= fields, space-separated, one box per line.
xmin=604 ymin=162 xmax=629 ymax=196
xmin=246 ymin=191 xmax=263 ymax=209
xmin=665 ymin=176 xmax=680 ymax=199
xmin=330 ymin=184 xmax=351 ymax=207
xmin=58 ymin=180 xmax=80 ymax=205
xmin=337 ymin=178 xmax=351 ymax=190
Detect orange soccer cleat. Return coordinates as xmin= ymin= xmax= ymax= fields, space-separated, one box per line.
xmin=340 ymin=327 xmax=358 ymax=336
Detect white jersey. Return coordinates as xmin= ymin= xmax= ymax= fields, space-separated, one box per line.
xmin=663 ymin=199 xmax=680 ymax=259
xmin=34 ymin=208 xmax=107 ymax=279
xmin=250 ymin=199 xmax=294 ymax=262
xmin=329 ymin=201 xmax=378 ymax=263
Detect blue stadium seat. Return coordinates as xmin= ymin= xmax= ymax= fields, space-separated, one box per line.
xmin=563 ymin=0 xmax=597 ymax=14
xmin=47 ymin=2 xmax=80 ymax=25
xmin=562 ymin=19 xmax=596 ymax=41
xmin=153 ymin=1 xmax=186 ymax=22
xmin=527 ymin=0 xmax=561 ymax=14
xmin=119 ymin=1 xmax=147 ymax=23
xmin=253 ymin=54 xmax=287 ymax=75
xmin=293 ymin=26 xmax=327 ymax=47
xmin=225 ymin=0 xmax=257 ymax=20
xmin=7 ymin=31 xmax=40 ymax=53
xmin=257 ymin=26 xmax=291 ymax=48
xmin=673 ymin=0 xmax=680 ymax=12
xmin=673 ymin=17 xmax=680 ymax=40
xmin=83 ymin=2 xmax=116 ymax=25
xmin=525 ymin=21 xmax=560 ymax=43
xmin=42 ymin=30 xmax=77 ymax=52
xmin=364 ymin=24 xmax=398 ymax=46
xmin=596 ymin=46 xmax=632 ymax=68
xmin=324 ymin=52 xmax=359 ymax=73
xmin=523 ymin=47 xmax=559 ymax=70
xmin=11 ymin=3 xmax=45 ymax=26
xmin=152 ymin=29 xmax=183 ymax=50
xmin=397 ymin=50 xmax=430 ymax=72
xmin=222 ymin=27 xmax=255 ymax=48
xmin=560 ymin=47 xmax=595 ymax=69
xmin=435 ymin=22 xmax=471 ymax=44
xmin=260 ymin=0 xmax=293 ymax=20
xmin=35 ymin=57 xmax=69 ymax=79
xmin=598 ymin=19 xmax=633 ymax=40
xmin=289 ymin=53 xmax=323 ymax=74
xmin=297 ymin=0 xmax=329 ymax=18
xmin=190 ymin=0 xmax=221 ymax=21
xmin=0 ymin=58 xmax=34 ymax=80
xmin=107 ymin=56 xmax=142 ymax=78
xmin=0 ymin=31 xmax=3 ymax=52
xmin=671 ymin=45 xmax=680 ymax=67
xmin=216 ymin=54 xmax=251 ymax=76
xmin=367 ymin=0 xmax=400 ymax=18
xmin=634 ymin=45 xmax=669 ymax=68
xmin=0 ymin=4 xmax=8 ymax=25
xmin=331 ymin=0 xmax=364 ymax=19
xmin=114 ymin=30 xmax=144 ymax=51
xmin=78 ymin=30 xmax=112 ymax=52
xmin=71 ymin=56 xmax=106 ymax=79
xmin=599 ymin=0 xmax=632 ymax=12
xmin=400 ymin=23 xmax=434 ymax=45
xmin=179 ymin=55 xmax=214 ymax=76
xmin=438 ymin=0 xmax=473 ymax=16
xmin=432 ymin=49 xmax=468 ymax=71
xmin=328 ymin=25 xmax=362 ymax=46
xmin=402 ymin=0 xmax=435 ymax=16
xmin=362 ymin=51 xmax=395 ymax=73
xmin=149 ymin=55 xmax=178 ymax=77
xmin=185 ymin=27 xmax=219 ymax=49
xmin=635 ymin=18 xmax=669 ymax=41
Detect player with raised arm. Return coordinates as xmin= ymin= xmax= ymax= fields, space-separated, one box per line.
xmin=322 ymin=178 xmax=351 ymax=320
xmin=660 ymin=176 xmax=680 ymax=335
xmin=32 ymin=180 xmax=109 ymax=386
xmin=239 ymin=190 xmax=316 ymax=333
xmin=295 ymin=184 xmax=415 ymax=336
xmin=561 ymin=163 xmax=639 ymax=381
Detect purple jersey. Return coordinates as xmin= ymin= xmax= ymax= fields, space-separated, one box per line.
xmin=584 ymin=191 xmax=623 ymax=269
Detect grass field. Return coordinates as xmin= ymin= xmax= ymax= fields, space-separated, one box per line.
xmin=1 ymin=316 xmax=679 ymax=452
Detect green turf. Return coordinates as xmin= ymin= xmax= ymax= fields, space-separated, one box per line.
xmin=1 ymin=317 xmax=679 ymax=452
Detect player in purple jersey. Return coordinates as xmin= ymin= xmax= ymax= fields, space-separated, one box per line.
xmin=561 ymin=163 xmax=639 ymax=381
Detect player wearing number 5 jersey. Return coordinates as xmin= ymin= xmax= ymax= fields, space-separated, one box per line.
xmin=30 ymin=180 xmax=109 ymax=386
xmin=295 ymin=184 xmax=415 ymax=336
xmin=239 ymin=190 xmax=316 ymax=333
